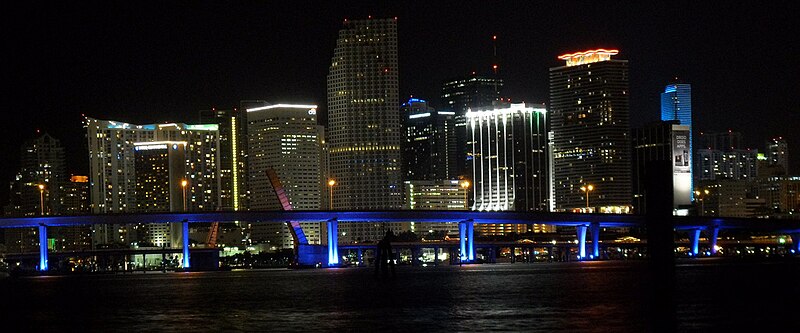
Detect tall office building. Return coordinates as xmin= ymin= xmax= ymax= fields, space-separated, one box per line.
xmin=441 ymin=74 xmax=504 ymax=178
xmin=401 ymin=98 xmax=458 ymax=181
xmin=327 ymin=18 xmax=401 ymax=210
xmin=699 ymin=131 xmax=742 ymax=151
xmin=467 ymin=103 xmax=552 ymax=234
xmin=632 ymin=121 xmax=692 ymax=213
xmin=766 ymin=137 xmax=789 ymax=175
xmin=4 ymin=133 xmax=67 ymax=217
xmin=3 ymin=133 xmax=66 ymax=253
xmin=132 ymin=142 xmax=187 ymax=247
xmin=661 ymin=83 xmax=693 ymax=194
xmin=85 ymin=118 xmax=220 ymax=246
xmin=550 ymin=49 xmax=632 ymax=213
xmin=695 ymin=131 xmax=758 ymax=181
xmin=55 ymin=175 xmax=92 ymax=251
xmin=199 ymin=107 xmax=249 ymax=211
xmin=246 ymin=103 xmax=325 ymax=249
xmin=403 ymin=180 xmax=464 ymax=236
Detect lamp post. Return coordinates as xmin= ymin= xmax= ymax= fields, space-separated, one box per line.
xmin=694 ymin=189 xmax=710 ymax=216
xmin=37 ymin=184 xmax=45 ymax=216
xmin=460 ymin=180 xmax=470 ymax=210
xmin=328 ymin=179 xmax=336 ymax=210
xmin=181 ymin=179 xmax=188 ymax=212
xmin=580 ymin=184 xmax=594 ymax=212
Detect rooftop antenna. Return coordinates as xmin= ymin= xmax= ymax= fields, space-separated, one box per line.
xmin=491 ymin=35 xmax=500 ymax=98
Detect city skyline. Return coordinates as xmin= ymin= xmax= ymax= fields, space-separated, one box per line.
xmin=2 ymin=2 xmax=799 ymax=204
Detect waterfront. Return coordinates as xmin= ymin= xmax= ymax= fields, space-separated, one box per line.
xmin=2 ymin=259 xmax=798 ymax=332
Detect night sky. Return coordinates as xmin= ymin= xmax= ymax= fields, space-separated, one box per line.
xmin=2 ymin=1 xmax=798 ymax=204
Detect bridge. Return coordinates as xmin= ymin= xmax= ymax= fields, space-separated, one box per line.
xmin=1 ymin=210 xmax=799 ymax=271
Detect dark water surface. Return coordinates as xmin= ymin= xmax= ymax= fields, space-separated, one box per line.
xmin=2 ymin=259 xmax=798 ymax=332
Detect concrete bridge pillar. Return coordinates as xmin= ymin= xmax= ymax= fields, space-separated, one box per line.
xmin=576 ymin=225 xmax=588 ymax=260
xmin=38 ymin=224 xmax=48 ymax=272
xmin=357 ymin=248 xmax=363 ymax=266
xmin=182 ymin=221 xmax=190 ymax=269
xmin=433 ymin=247 xmax=439 ymax=266
xmin=459 ymin=220 xmax=474 ymax=262
xmin=327 ymin=219 xmax=339 ymax=266
xmin=591 ymin=222 xmax=601 ymax=259
xmin=706 ymin=226 xmax=720 ymax=255
xmin=688 ymin=228 xmax=701 ymax=256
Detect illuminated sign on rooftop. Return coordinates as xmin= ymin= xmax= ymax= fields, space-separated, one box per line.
xmin=558 ymin=49 xmax=619 ymax=66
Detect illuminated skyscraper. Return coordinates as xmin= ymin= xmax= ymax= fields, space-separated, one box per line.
xmin=3 ymin=133 xmax=67 ymax=253
xmin=441 ymin=74 xmax=503 ymax=178
xmin=133 ymin=142 xmax=187 ymax=247
xmin=550 ymin=49 xmax=632 ymax=213
xmin=766 ymin=137 xmax=789 ymax=175
xmin=632 ymin=121 xmax=692 ymax=213
xmin=85 ymin=118 xmax=220 ymax=246
xmin=466 ymin=103 xmax=552 ymax=234
xmin=199 ymin=107 xmax=248 ymax=211
xmin=246 ymin=103 xmax=325 ymax=249
xmin=327 ymin=18 xmax=401 ymax=210
xmin=401 ymin=98 xmax=457 ymax=181
xmin=661 ymin=83 xmax=693 ymax=193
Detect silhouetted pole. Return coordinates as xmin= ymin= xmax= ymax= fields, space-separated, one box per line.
xmin=645 ymin=160 xmax=675 ymax=333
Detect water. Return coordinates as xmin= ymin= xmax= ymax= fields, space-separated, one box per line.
xmin=2 ymin=259 xmax=798 ymax=332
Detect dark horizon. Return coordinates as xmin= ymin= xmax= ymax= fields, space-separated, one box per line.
xmin=3 ymin=1 xmax=799 ymax=204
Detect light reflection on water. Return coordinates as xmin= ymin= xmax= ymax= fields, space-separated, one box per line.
xmin=2 ymin=260 xmax=797 ymax=332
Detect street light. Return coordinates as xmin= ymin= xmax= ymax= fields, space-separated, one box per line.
xmin=328 ymin=179 xmax=336 ymax=210
xmin=694 ymin=189 xmax=710 ymax=216
xmin=460 ymin=181 xmax=470 ymax=210
xmin=580 ymin=184 xmax=594 ymax=212
xmin=181 ymin=179 xmax=188 ymax=212
xmin=37 ymin=184 xmax=45 ymax=216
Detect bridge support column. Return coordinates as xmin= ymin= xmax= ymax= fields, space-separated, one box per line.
xmin=591 ymin=222 xmax=600 ymax=259
xmin=38 ymin=224 xmax=48 ymax=272
xmin=182 ymin=221 xmax=190 ymax=269
xmin=357 ymin=248 xmax=363 ymax=266
xmin=576 ymin=225 xmax=588 ymax=260
xmin=688 ymin=228 xmax=701 ymax=256
xmin=791 ymin=234 xmax=800 ymax=254
xmin=459 ymin=220 xmax=474 ymax=262
xmin=327 ymin=219 xmax=339 ymax=266
xmin=434 ymin=247 xmax=439 ymax=266
xmin=510 ymin=247 xmax=516 ymax=263
xmin=707 ymin=226 xmax=719 ymax=255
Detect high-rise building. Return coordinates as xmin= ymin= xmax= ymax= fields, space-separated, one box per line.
xmin=3 ymin=133 xmax=67 ymax=253
xmin=246 ymin=103 xmax=325 ymax=249
xmin=401 ymin=98 xmax=458 ymax=181
xmin=466 ymin=103 xmax=552 ymax=235
xmin=199 ymin=107 xmax=249 ymax=211
xmin=327 ymin=18 xmax=404 ymax=243
xmin=132 ymin=142 xmax=187 ymax=247
xmin=4 ymin=133 xmax=67 ymax=217
xmin=327 ymin=17 xmax=401 ymax=211
xmin=85 ymin=118 xmax=220 ymax=246
xmin=550 ymin=49 xmax=632 ymax=213
xmin=632 ymin=121 xmax=692 ymax=213
xmin=661 ymin=83 xmax=693 ymax=195
xmin=55 ymin=175 xmax=92 ymax=251
xmin=695 ymin=131 xmax=758 ymax=181
xmin=699 ymin=131 xmax=742 ymax=151
xmin=766 ymin=137 xmax=789 ymax=175
xmin=441 ymin=74 xmax=504 ymax=177
xmin=403 ymin=180 xmax=465 ymax=236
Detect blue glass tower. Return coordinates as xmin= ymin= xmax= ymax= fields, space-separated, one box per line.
xmin=661 ymin=83 xmax=693 ymax=199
